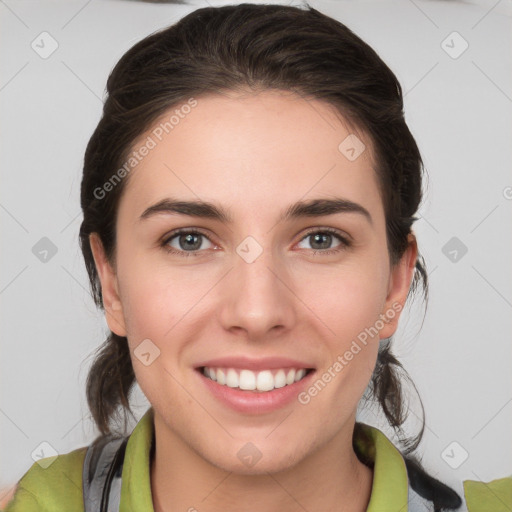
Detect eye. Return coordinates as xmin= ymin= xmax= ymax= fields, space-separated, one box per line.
xmin=161 ymin=229 xmax=215 ymax=257
xmin=160 ymin=227 xmax=352 ymax=258
xmin=296 ymin=228 xmax=351 ymax=256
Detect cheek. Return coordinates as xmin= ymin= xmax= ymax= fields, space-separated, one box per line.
xmin=120 ymin=278 xmax=169 ymax=342
xmin=295 ymin=259 xmax=387 ymax=403
xmin=299 ymin=259 xmax=389 ymax=344
xmin=117 ymin=260 xmax=202 ymax=410
xmin=117 ymin=253 xmax=203 ymax=342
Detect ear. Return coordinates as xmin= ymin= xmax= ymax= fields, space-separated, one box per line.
xmin=379 ymin=232 xmax=418 ymax=339
xmin=89 ymin=233 xmax=127 ymax=337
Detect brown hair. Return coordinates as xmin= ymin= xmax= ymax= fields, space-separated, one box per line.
xmin=81 ymin=0 xmax=437 ymax=482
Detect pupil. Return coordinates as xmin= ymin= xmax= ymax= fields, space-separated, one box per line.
xmin=182 ymin=233 xmax=200 ymax=250
xmin=313 ymin=233 xmax=330 ymax=249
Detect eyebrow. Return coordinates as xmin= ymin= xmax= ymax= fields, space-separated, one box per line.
xmin=138 ymin=197 xmax=373 ymax=225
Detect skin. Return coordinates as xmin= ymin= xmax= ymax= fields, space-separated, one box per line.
xmin=90 ymin=89 xmax=417 ymax=512
xmin=0 ymin=485 xmax=17 ymax=508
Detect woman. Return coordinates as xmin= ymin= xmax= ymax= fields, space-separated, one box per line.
xmin=3 ymin=3 xmax=509 ymax=511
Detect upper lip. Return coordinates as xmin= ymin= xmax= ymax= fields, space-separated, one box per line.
xmin=195 ymin=356 xmax=315 ymax=372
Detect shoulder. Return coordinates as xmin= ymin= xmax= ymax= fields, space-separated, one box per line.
xmin=356 ymin=422 xmax=511 ymax=512
xmin=2 ymin=446 xmax=86 ymax=512
xmin=404 ymin=454 xmax=512 ymax=512
xmin=463 ymin=475 xmax=512 ymax=512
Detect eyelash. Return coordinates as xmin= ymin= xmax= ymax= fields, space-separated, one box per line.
xmin=160 ymin=227 xmax=352 ymax=258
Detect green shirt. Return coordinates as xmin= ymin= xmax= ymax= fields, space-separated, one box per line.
xmin=3 ymin=407 xmax=511 ymax=511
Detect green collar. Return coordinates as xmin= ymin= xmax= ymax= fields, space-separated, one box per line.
xmin=120 ymin=407 xmax=409 ymax=511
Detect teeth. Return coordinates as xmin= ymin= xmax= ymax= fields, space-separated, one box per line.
xmin=239 ymin=369 xmax=256 ymax=390
xmin=274 ymin=369 xmax=286 ymax=388
xmin=295 ymin=369 xmax=306 ymax=382
xmin=256 ymin=370 xmax=274 ymax=391
xmin=202 ymin=367 xmax=310 ymax=392
xmin=226 ymin=368 xmax=238 ymax=388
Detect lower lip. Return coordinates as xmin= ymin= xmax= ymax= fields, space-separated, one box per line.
xmin=196 ymin=369 xmax=315 ymax=415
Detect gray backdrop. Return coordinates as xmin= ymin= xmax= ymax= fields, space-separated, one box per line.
xmin=1 ymin=0 xmax=511 ymax=508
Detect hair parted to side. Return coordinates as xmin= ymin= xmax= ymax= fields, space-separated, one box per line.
xmin=79 ymin=4 xmax=460 ymax=508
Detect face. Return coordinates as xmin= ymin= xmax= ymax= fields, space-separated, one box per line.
xmin=91 ymin=89 xmax=417 ymax=474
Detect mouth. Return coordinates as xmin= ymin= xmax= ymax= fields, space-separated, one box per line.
xmin=193 ymin=355 xmax=317 ymax=414
xmin=195 ymin=363 xmax=316 ymax=414
xmin=198 ymin=366 xmax=315 ymax=392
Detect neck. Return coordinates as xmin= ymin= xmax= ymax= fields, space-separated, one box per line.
xmin=150 ymin=415 xmax=373 ymax=512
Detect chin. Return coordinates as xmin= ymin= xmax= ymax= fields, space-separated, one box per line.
xmin=204 ymin=443 xmax=307 ymax=476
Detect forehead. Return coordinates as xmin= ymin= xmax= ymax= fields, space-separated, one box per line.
xmin=117 ymin=90 xmax=383 ymax=224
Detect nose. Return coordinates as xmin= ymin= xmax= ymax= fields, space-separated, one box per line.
xmin=218 ymin=243 xmax=297 ymax=341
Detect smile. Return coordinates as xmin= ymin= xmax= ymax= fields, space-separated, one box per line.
xmin=201 ymin=366 xmax=312 ymax=392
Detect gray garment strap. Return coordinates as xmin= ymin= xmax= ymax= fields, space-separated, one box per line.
xmin=82 ymin=435 xmax=128 ymax=512
xmin=107 ymin=461 xmax=124 ymax=512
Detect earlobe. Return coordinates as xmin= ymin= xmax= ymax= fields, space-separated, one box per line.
xmin=89 ymin=233 xmax=127 ymax=337
xmin=379 ymin=233 xmax=418 ymax=340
